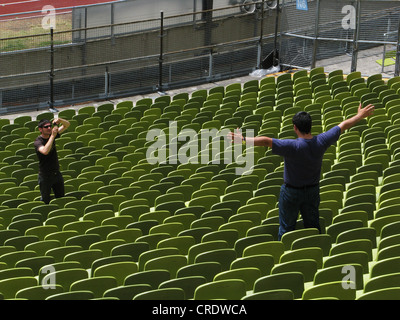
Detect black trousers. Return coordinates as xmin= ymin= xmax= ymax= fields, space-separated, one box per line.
xmin=38 ymin=171 xmax=65 ymax=204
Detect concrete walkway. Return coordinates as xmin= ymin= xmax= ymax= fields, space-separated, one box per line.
xmin=316 ymin=45 xmax=397 ymax=80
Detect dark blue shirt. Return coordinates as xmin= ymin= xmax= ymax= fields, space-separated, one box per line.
xmin=272 ymin=125 xmax=341 ymax=187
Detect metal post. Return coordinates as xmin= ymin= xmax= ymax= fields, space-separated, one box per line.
xmin=71 ymin=80 xmax=75 ymax=100
xmin=81 ymin=7 xmax=88 ymax=77
xmin=273 ymin=0 xmax=280 ymax=66
xmin=208 ymin=51 xmax=213 ymax=81
xmin=257 ymin=0 xmax=265 ymax=69
xmin=84 ymin=7 xmax=87 ymax=43
xmin=350 ymin=0 xmax=361 ymax=73
xmin=49 ymin=27 xmax=56 ymax=112
xmin=311 ymin=0 xmax=320 ymax=69
xmin=193 ymin=0 xmax=197 ymax=24
xmin=395 ymin=16 xmax=400 ymax=76
xmin=278 ymin=0 xmax=284 ymax=68
xmin=382 ymin=18 xmax=391 ymax=74
xmin=203 ymin=0 xmax=213 ymax=48
xmin=382 ymin=33 xmax=387 ymax=74
xmin=111 ymin=3 xmax=115 ymax=45
xmin=158 ymin=11 xmax=165 ymax=93
xmin=105 ymin=66 xmax=109 ymax=98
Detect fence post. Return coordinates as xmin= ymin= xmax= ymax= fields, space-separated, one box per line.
xmin=395 ymin=16 xmax=400 ymax=76
xmin=311 ymin=0 xmax=320 ymax=69
xmin=273 ymin=0 xmax=280 ymax=67
xmin=208 ymin=51 xmax=213 ymax=81
xmin=257 ymin=0 xmax=265 ymax=69
xmin=111 ymin=3 xmax=115 ymax=45
xmin=105 ymin=66 xmax=110 ymax=98
xmin=158 ymin=10 xmax=165 ymax=93
xmin=350 ymin=0 xmax=361 ymax=73
xmin=49 ymin=27 xmax=55 ymax=111
xmin=203 ymin=0 xmax=213 ymax=47
xmin=82 ymin=7 xmax=87 ymax=75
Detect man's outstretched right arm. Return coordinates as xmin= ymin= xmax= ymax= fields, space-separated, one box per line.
xmin=338 ymin=103 xmax=375 ymax=133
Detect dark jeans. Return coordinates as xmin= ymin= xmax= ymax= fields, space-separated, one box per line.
xmin=278 ymin=184 xmax=321 ymax=241
xmin=38 ymin=171 xmax=65 ymax=204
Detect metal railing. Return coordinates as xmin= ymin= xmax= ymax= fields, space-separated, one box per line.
xmin=1 ymin=0 xmax=400 ymax=114
xmin=279 ymin=0 xmax=400 ymax=75
xmin=0 ymin=1 xmax=279 ymax=113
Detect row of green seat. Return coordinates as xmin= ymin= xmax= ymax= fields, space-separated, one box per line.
xmin=0 ymin=67 xmax=399 ymax=299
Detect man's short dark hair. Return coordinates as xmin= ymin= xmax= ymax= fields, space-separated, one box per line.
xmin=38 ymin=119 xmax=51 ymax=128
xmin=292 ymin=111 xmax=312 ymax=134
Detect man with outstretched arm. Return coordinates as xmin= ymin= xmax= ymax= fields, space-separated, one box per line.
xmin=229 ymin=103 xmax=375 ymax=240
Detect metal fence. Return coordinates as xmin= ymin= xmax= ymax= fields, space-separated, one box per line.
xmin=0 ymin=1 xmax=280 ymax=113
xmin=279 ymin=0 xmax=400 ymax=75
xmin=1 ymin=0 xmax=400 ymax=114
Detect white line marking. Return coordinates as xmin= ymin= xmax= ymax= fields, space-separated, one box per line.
xmin=1 ymin=0 xmax=40 ymax=6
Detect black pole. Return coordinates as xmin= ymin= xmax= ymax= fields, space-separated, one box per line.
xmin=394 ymin=11 xmax=400 ymax=76
xmin=273 ymin=0 xmax=280 ymax=66
xmin=311 ymin=0 xmax=320 ymax=69
xmin=203 ymin=0 xmax=213 ymax=47
xmin=258 ymin=0 xmax=265 ymax=68
xmin=351 ymin=0 xmax=361 ymax=73
xmin=49 ymin=27 xmax=56 ymax=111
xmin=158 ymin=10 xmax=164 ymax=93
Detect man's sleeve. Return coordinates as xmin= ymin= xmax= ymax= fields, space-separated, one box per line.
xmin=33 ymin=139 xmax=43 ymax=151
xmin=272 ymin=138 xmax=296 ymax=157
xmin=317 ymin=125 xmax=341 ymax=148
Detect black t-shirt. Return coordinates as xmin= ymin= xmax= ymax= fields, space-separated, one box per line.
xmin=34 ymin=134 xmax=60 ymax=175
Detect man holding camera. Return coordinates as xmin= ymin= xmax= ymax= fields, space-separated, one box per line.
xmin=34 ymin=118 xmax=70 ymax=204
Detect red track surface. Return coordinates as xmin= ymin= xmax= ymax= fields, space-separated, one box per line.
xmin=0 ymin=0 xmax=121 ymax=16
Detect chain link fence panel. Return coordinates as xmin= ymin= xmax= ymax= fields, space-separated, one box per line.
xmin=280 ymin=0 xmax=400 ymax=74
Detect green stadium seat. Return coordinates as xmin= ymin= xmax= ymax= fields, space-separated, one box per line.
xmin=193 ymin=279 xmax=246 ymax=300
